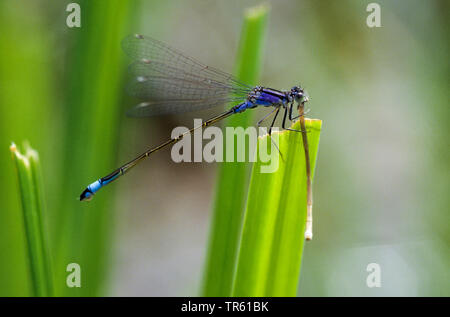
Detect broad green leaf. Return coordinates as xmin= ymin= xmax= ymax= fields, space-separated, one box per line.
xmin=233 ymin=119 xmax=322 ymax=296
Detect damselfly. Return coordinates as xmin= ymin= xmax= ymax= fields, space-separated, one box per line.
xmin=79 ymin=34 xmax=314 ymax=239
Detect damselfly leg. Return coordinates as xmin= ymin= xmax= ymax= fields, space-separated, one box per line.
xmin=281 ymin=103 xmax=306 ymax=133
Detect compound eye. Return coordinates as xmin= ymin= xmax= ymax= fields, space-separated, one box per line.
xmin=292 ymin=86 xmax=301 ymax=93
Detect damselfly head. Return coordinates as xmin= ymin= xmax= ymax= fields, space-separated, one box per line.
xmin=290 ymin=86 xmax=309 ymax=104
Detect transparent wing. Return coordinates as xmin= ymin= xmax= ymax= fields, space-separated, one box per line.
xmin=126 ymin=61 xmax=249 ymax=100
xmin=122 ymin=34 xmax=252 ymax=117
xmin=126 ymin=97 xmax=244 ymax=117
xmin=122 ymin=34 xmax=252 ymax=91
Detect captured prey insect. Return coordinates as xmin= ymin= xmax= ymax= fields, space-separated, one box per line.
xmin=79 ymin=34 xmax=313 ymax=238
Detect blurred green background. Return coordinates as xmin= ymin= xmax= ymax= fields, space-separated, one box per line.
xmin=0 ymin=0 xmax=448 ymax=296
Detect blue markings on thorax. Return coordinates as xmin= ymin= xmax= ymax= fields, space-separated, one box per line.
xmin=233 ymin=90 xmax=286 ymax=113
xmin=233 ymin=100 xmax=256 ymax=113
xmin=233 ymin=88 xmax=287 ymax=114
xmin=256 ymin=92 xmax=283 ymax=106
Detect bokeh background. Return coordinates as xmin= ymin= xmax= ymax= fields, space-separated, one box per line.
xmin=0 ymin=0 xmax=448 ymax=296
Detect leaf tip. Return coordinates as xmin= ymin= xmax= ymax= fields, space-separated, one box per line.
xmin=245 ymin=3 xmax=270 ymax=20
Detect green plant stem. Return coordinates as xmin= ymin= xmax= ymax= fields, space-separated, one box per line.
xmin=299 ymin=103 xmax=313 ymax=240
xmin=10 ymin=143 xmax=53 ymax=297
xmin=232 ymin=119 xmax=322 ymax=296
xmin=0 ymin=1 xmax=56 ymax=296
xmin=202 ymin=4 xmax=269 ymax=297
xmin=55 ymin=0 xmax=135 ymax=296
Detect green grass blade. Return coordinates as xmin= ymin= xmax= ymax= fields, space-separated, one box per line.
xmin=53 ymin=0 xmax=135 ymax=296
xmin=202 ymin=4 xmax=269 ymax=297
xmin=232 ymin=119 xmax=322 ymax=296
xmin=0 ymin=1 xmax=56 ymax=296
xmin=10 ymin=143 xmax=53 ymax=297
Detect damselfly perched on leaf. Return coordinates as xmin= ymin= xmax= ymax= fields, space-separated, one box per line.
xmin=79 ymin=34 xmax=314 ymax=239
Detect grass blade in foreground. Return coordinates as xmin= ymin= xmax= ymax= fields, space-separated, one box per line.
xmin=10 ymin=143 xmax=53 ymax=297
xmin=202 ymin=4 xmax=269 ymax=296
xmin=233 ymin=119 xmax=322 ymax=296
